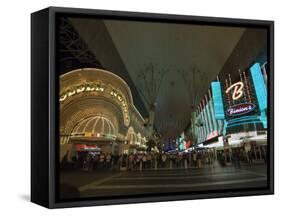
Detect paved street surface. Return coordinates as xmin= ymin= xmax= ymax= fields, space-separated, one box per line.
xmin=60 ymin=164 xmax=267 ymax=199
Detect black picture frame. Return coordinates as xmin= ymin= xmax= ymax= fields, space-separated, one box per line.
xmin=31 ymin=6 xmax=274 ymax=208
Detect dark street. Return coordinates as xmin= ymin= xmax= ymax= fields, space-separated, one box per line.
xmin=60 ymin=163 xmax=267 ymax=198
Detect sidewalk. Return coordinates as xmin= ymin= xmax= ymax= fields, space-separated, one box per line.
xmin=122 ymin=159 xmax=266 ymax=171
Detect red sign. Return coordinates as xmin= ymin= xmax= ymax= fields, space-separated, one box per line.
xmin=207 ymin=131 xmax=218 ymax=140
xmin=226 ymin=103 xmax=255 ymax=116
xmin=184 ymin=140 xmax=191 ymax=149
xmin=76 ymin=144 xmax=98 ymax=151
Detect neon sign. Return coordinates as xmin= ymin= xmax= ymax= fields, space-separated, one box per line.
xmin=226 ymin=103 xmax=256 ymax=116
xmin=75 ymin=144 xmax=100 ymax=151
xmin=59 ymin=82 xmax=130 ymax=126
xmin=225 ymin=81 xmax=244 ymax=100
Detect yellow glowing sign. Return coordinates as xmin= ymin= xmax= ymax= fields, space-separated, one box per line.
xmin=59 ymin=83 xmax=104 ymax=102
xmin=225 ymin=81 xmax=244 ymax=100
xmin=60 ymin=82 xmax=130 ymax=126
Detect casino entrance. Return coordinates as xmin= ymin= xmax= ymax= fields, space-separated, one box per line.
xmin=59 ymin=68 xmax=149 ymax=161
xmin=70 ymin=115 xmax=120 ymax=156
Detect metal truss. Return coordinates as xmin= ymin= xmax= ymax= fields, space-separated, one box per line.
xmin=58 ymin=17 xmax=103 ymax=68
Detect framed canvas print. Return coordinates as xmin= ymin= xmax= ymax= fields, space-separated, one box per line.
xmin=31 ymin=7 xmax=274 ymax=208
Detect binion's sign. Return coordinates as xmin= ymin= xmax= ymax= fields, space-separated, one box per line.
xmin=223 ymin=73 xmax=259 ymax=120
xmin=225 ymin=81 xmax=244 ymax=100
xmin=226 ymin=103 xmax=256 ymax=116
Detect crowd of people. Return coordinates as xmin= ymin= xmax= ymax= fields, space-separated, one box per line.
xmin=217 ymin=147 xmax=267 ymax=168
xmin=60 ymin=147 xmax=267 ymax=172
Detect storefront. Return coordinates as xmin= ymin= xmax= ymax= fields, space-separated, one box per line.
xmin=191 ymin=87 xmax=224 ymax=148
xmin=59 ymin=68 xmax=149 ymax=161
xmin=190 ymin=61 xmax=268 ymax=162
xmin=210 ymin=62 xmax=268 ymax=159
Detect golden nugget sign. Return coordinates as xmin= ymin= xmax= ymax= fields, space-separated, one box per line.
xmin=59 ymin=83 xmax=105 ymax=102
xmin=225 ymin=81 xmax=244 ymax=100
xmin=59 ymin=82 xmax=130 ymax=125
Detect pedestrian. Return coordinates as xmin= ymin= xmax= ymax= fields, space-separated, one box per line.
xmin=137 ymin=154 xmax=143 ymax=171
xmin=247 ymin=151 xmax=253 ymax=165
xmin=118 ymin=154 xmax=123 ymax=170
xmin=218 ymin=152 xmax=225 ymax=167
xmin=176 ymin=154 xmax=180 ymax=168
xmin=142 ymin=154 xmax=147 ymax=169
xmin=93 ymin=154 xmax=99 ymax=171
xmin=83 ymin=154 xmax=91 ymax=171
xmin=261 ymin=147 xmax=267 ymax=163
xmin=128 ymin=153 xmax=134 ymax=171
xmin=197 ymin=152 xmax=202 ymax=168
xmin=193 ymin=152 xmax=197 ymax=167
xmin=106 ymin=153 xmax=112 ymax=170
xmin=99 ymin=152 xmax=105 ymax=170
xmin=162 ymin=153 xmax=167 ymax=168
xmin=147 ymin=153 xmax=152 ymax=169
xmin=71 ymin=155 xmax=77 ymax=169
xmin=133 ymin=154 xmax=138 ymax=170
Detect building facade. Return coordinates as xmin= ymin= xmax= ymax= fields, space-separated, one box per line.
xmin=59 ymin=68 xmax=148 ymax=161
xmin=190 ymin=61 xmax=268 ymax=156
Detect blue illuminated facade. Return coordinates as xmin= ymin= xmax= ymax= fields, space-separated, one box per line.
xmin=211 ymin=62 xmax=267 ymax=135
xmin=190 ymin=62 xmax=268 ymax=146
xmin=211 ymin=82 xmax=225 ymax=120
xmin=250 ymin=63 xmax=268 ymax=128
xmin=192 ymin=92 xmax=224 ymax=144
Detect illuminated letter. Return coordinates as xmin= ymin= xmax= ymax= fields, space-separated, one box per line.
xmin=59 ymin=94 xmax=67 ymax=102
xmin=225 ymin=81 xmax=244 ymax=100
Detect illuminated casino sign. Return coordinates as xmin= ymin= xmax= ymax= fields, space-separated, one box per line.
xmin=226 ymin=103 xmax=256 ymax=116
xmin=225 ymin=81 xmax=244 ymax=100
xmin=75 ymin=144 xmax=100 ymax=151
xmin=222 ymin=70 xmax=259 ymax=120
xmin=211 ymin=63 xmax=267 ymax=131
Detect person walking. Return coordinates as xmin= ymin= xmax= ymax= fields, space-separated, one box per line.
xmin=105 ymin=153 xmax=112 ymax=170
xmin=197 ymin=152 xmax=202 ymax=168
xmin=99 ymin=152 xmax=105 ymax=170
xmin=147 ymin=153 xmax=152 ymax=169
xmin=138 ymin=154 xmax=143 ymax=171
xmin=193 ymin=152 xmax=197 ymax=168
xmin=247 ymin=150 xmax=253 ymax=165
xmin=162 ymin=153 xmax=167 ymax=168
xmin=93 ymin=154 xmax=99 ymax=171
xmin=261 ymin=147 xmax=267 ymax=163
xmin=133 ymin=154 xmax=138 ymax=170
xmin=128 ymin=153 xmax=134 ymax=171
xmin=142 ymin=154 xmax=147 ymax=169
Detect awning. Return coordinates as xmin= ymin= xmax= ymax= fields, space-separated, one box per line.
xmin=242 ymin=135 xmax=268 ymax=145
xmin=203 ymin=135 xmax=219 ymax=145
xmin=75 ymin=144 xmax=101 ymax=152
